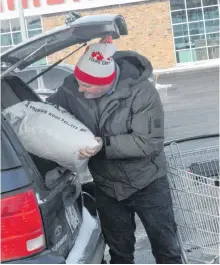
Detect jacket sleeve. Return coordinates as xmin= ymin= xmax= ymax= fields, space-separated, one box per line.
xmin=104 ymin=85 xmax=164 ymax=159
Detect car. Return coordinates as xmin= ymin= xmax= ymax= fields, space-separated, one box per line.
xmin=1 ymin=13 xmax=128 ymax=264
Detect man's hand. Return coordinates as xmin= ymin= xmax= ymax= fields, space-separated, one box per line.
xmin=79 ymin=137 xmax=103 ymax=159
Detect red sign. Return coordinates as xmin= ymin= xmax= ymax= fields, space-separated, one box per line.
xmin=1 ymin=0 xmax=81 ymax=11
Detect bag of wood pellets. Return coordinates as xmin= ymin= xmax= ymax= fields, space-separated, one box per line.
xmin=3 ymin=100 xmax=100 ymax=174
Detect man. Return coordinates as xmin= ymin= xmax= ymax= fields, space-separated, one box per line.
xmin=47 ymin=37 xmax=182 ymax=264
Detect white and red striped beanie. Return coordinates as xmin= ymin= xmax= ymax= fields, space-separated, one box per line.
xmin=74 ymin=39 xmax=116 ymax=86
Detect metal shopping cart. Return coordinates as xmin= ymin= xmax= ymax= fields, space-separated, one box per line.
xmin=166 ymin=143 xmax=219 ymax=264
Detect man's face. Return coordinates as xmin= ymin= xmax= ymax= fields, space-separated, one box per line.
xmin=77 ymin=79 xmax=112 ymax=99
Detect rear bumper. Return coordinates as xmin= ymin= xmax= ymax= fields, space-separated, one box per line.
xmin=86 ymin=228 xmax=105 ymax=264
xmin=5 ymin=252 xmax=66 ymax=264
xmin=65 ymin=207 xmax=105 ymax=264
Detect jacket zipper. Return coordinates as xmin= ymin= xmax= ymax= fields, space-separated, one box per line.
xmin=100 ymin=103 xmax=119 ymax=138
xmin=148 ymin=116 xmax=152 ymax=134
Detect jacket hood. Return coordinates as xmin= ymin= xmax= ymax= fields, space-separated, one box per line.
xmin=113 ymin=50 xmax=153 ymax=85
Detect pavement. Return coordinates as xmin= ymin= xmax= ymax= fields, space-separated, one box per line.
xmin=159 ymin=66 xmax=219 ymax=142
xmin=105 ymin=66 xmax=219 ymax=264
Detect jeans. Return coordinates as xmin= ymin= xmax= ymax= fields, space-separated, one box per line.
xmin=95 ymin=176 xmax=182 ymax=264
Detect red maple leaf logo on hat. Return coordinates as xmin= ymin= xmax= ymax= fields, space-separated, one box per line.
xmin=96 ymin=52 xmax=104 ymax=61
xmin=91 ymin=51 xmax=97 ymax=58
xmin=91 ymin=51 xmax=104 ymax=61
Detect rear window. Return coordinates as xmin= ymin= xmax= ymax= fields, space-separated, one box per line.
xmin=16 ymin=69 xmax=39 ymax=90
xmin=1 ymin=131 xmax=21 ymax=170
xmin=42 ymin=67 xmax=70 ymax=90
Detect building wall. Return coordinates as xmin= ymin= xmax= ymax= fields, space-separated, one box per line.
xmin=42 ymin=0 xmax=176 ymax=69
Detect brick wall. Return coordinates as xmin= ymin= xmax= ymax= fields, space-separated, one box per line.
xmin=42 ymin=0 xmax=176 ymax=69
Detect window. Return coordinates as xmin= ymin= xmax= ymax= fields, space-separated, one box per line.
xmin=12 ymin=32 xmax=22 ymax=45
xmin=187 ymin=9 xmax=203 ymax=22
xmin=1 ymin=20 xmax=10 ymax=33
xmin=202 ymin=0 xmax=218 ymax=6
xmin=42 ymin=67 xmax=71 ymax=90
xmin=206 ymin=32 xmax=219 ymax=45
xmin=28 ymin=29 xmax=43 ymax=38
xmin=32 ymin=58 xmax=47 ymax=66
xmin=186 ymin=0 xmax=201 ymax=9
xmin=16 ymin=69 xmax=39 ymax=90
xmin=170 ymin=0 xmax=220 ymax=63
xmin=205 ymin=19 xmax=220 ymax=33
xmin=176 ymin=50 xmax=192 ymax=63
xmin=208 ymin=46 xmax=219 ymax=59
xmin=26 ymin=17 xmax=42 ymax=30
xmin=1 ymin=16 xmax=47 ymax=65
xmin=190 ymin=35 xmax=206 ymax=48
xmin=11 ymin=18 xmax=21 ymax=32
xmin=189 ymin=21 xmax=205 ymax=35
xmin=171 ymin=10 xmax=187 ymax=24
xmin=170 ymin=0 xmax=185 ymax=11
xmin=192 ymin=48 xmax=208 ymax=61
xmin=0 ymin=17 xmax=45 ymax=60
xmin=173 ymin=24 xmax=188 ymax=37
xmin=203 ymin=6 xmax=219 ymax=20
xmin=174 ymin=37 xmax=190 ymax=50
xmin=1 ymin=34 xmax=12 ymax=46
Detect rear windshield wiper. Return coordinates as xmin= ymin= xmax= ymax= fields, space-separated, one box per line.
xmin=27 ymin=43 xmax=87 ymax=85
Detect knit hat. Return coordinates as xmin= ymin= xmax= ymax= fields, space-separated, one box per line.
xmin=74 ymin=39 xmax=116 ymax=86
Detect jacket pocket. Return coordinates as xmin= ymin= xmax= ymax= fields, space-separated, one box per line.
xmin=106 ymin=160 xmax=130 ymax=184
xmin=122 ymin=158 xmax=157 ymax=189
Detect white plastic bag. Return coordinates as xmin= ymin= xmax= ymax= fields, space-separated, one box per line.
xmin=3 ymin=100 xmax=99 ymax=174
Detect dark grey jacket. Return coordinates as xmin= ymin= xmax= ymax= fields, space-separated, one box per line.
xmin=47 ymin=51 xmax=166 ymax=200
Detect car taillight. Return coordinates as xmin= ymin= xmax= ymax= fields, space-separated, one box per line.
xmin=1 ymin=188 xmax=45 ymax=262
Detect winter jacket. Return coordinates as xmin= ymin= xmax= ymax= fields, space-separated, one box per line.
xmin=47 ymin=50 xmax=167 ymax=200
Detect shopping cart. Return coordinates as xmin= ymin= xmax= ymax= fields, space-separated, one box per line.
xmin=166 ymin=143 xmax=219 ymax=264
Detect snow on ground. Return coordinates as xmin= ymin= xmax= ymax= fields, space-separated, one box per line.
xmin=156 ymin=83 xmax=173 ymax=90
xmin=66 ymin=207 xmax=97 ymax=264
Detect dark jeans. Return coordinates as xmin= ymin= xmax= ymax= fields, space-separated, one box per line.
xmin=95 ymin=176 xmax=182 ymax=264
